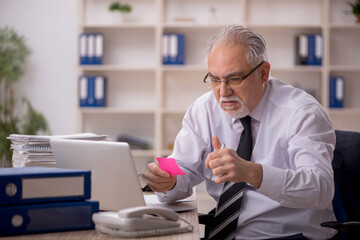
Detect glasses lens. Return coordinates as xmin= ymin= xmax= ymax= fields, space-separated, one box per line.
xmin=205 ymin=77 xmax=219 ymax=88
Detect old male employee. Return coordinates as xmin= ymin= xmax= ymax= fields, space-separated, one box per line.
xmin=146 ymin=25 xmax=337 ymax=240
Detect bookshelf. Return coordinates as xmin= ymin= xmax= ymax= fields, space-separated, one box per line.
xmin=77 ymin=0 xmax=360 ymax=172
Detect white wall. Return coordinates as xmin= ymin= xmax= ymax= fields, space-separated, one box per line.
xmin=0 ymin=0 xmax=78 ymax=135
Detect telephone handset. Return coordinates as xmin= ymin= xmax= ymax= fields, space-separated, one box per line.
xmin=92 ymin=206 xmax=193 ymax=238
xmin=118 ymin=206 xmax=179 ymax=229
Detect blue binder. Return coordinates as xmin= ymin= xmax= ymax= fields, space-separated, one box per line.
xmin=79 ymin=34 xmax=88 ymax=65
xmin=176 ymin=34 xmax=185 ymax=65
xmin=79 ymin=76 xmax=107 ymax=107
xmin=163 ymin=34 xmax=186 ymax=65
xmin=79 ymin=76 xmax=88 ymax=107
xmin=307 ymin=34 xmax=316 ymax=65
xmin=329 ymin=76 xmax=344 ymax=108
xmin=87 ymin=76 xmax=96 ymax=106
xmin=169 ymin=34 xmax=178 ymax=64
xmin=0 ymin=167 xmax=91 ymax=206
xmin=94 ymin=76 xmax=106 ymax=107
xmin=79 ymin=33 xmax=104 ymax=65
xmin=162 ymin=34 xmax=170 ymax=65
xmin=295 ymin=34 xmax=307 ymax=65
xmin=87 ymin=34 xmax=95 ymax=65
xmin=314 ymin=34 xmax=322 ymax=66
xmin=94 ymin=34 xmax=104 ymax=65
xmin=0 ymin=200 xmax=99 ymax=236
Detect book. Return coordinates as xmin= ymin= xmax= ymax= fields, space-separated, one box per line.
xmin=0 ymin=167 xmax=91 ymax=206
xmin=0 ymin=200 xmax=99 ymax=236
xmin=329 ymin=76 xmax=344 ymax=108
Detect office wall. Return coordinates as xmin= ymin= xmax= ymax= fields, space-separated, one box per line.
xmin=0 ymin=0 xmax=78 ymax=135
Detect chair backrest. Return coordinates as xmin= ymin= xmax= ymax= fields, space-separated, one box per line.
xmin=332 ymin=130 xmax=360 ymax=222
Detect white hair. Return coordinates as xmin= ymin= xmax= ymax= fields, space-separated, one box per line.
xmin=206 ymin=25 xmax=268 ymax=67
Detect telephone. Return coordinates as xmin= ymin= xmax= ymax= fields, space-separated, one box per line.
xmin=92 ymin=206 xmax=193 ymax=238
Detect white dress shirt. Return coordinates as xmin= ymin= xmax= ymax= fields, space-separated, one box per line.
xmin=156 ymin=78 xmax=337 ymax=240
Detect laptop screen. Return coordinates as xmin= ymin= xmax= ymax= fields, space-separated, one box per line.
xmin=50 ymin=138 xmax=146 ymax=211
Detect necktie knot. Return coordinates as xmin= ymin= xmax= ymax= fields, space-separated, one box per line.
xmin=240 ymin=115 xmax=251 ymax=130
xmin=237 ymin=115 xmax=252 ymax=161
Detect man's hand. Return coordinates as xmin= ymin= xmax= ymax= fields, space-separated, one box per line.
xmin=205 ymin=135 xmax=263 ymax=188
xmin=145 ymin=162 xmax=177 ymax=192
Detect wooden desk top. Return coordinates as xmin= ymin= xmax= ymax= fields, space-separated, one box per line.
xmin=1 ymin=194 xmax=200 ymax=240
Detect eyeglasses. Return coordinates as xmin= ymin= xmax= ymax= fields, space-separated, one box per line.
xmin=203 ymin=61 xmax=264 ymax=89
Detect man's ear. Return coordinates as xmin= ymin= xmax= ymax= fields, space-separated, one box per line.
xmin=261 ymin=61 xmax=271 ymax=84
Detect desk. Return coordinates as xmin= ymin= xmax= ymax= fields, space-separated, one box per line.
xmin=1 ymin=194 xmax=200 ymax=240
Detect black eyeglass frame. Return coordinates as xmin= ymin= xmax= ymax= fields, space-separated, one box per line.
xmin=203 ymin=61 xmax=265 ymax=87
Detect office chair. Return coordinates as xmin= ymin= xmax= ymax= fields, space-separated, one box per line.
xmin=321 ymin=130 xmax=360 ymax=239
xmin=199 ymin=130 xmax=360 ymax=240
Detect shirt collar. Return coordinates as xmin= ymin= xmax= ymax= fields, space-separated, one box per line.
xmin=231 ymin=78 xmax=272 ymax=124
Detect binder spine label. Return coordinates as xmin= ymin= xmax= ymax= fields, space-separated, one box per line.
xmin=79 ymin=34 xmax=87 ymax=65
xmin=95 ymin=34 xmax=104 ymax=65
xmin=79 ymin=76 xmax=88 ymax=107
xmin=87 ymin=34 xmax=95 ymax=64
xmin=22 ymin=176 xmax=84 ymax=199
xmin=169 ymin=34 xmax=178 ymax=64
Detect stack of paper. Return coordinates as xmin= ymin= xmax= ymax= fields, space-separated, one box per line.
xmin=7 ymin=133 xmax=109 ymax=168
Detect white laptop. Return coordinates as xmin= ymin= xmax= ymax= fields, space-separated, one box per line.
xmin=50 ymin=138 xmax=146 ymax=211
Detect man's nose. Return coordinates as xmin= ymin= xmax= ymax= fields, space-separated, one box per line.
xmin=219 ymin=81 xmax=232 ymax=97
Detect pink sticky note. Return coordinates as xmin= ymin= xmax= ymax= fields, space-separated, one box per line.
xmin=156 ymin=157 xmax=186 ymax=175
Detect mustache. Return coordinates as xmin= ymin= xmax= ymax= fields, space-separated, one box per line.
xmin=219 ymin=96 xmax=242 ymax=104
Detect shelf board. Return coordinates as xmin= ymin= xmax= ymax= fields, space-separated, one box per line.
xmin=79 ymin=65 xmax=155 ymax=72
xmin=163 ymin=65 xmax=323 ymax=73
xmin=246 ymin=24 xmax=322 ymax=30
xmin=329 ymin=65 xmax=360 ymax=72
xmin=162 ymin=108 xmax=187 ymax=114
xmin=271 ymin=65 xmax=322 ymax=72
xmin=163 ymin=23 xmax=229 ymax=30
xmin=328 ymin=108 xmax=360 ymax=115
xmin=162 ymin=65 xmax=207 ymax=72
xmin=160 ymin=150 xmax=173 ymax=157
xmin=131 ymin=149 xmax=155 ymax=157
xmin=329 ymin=23 xmax=360 ymax=29
xmin=80 ymin=107 xmax=155 ymax=114
xmin=81 ymin=23 xmax=156 ymax=30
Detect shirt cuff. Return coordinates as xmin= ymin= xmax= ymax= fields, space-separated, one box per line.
xmin=156 ymin=175 xmax=191 ymax=202
xmin=257 ymin=164 xmax=285 ymax=201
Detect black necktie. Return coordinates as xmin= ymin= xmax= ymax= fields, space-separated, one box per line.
xmin=208 ymin=115 xmax=252 ymax=240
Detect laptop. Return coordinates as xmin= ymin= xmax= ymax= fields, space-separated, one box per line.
xmin=50 ymin=138 xmax=146 ymax=211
